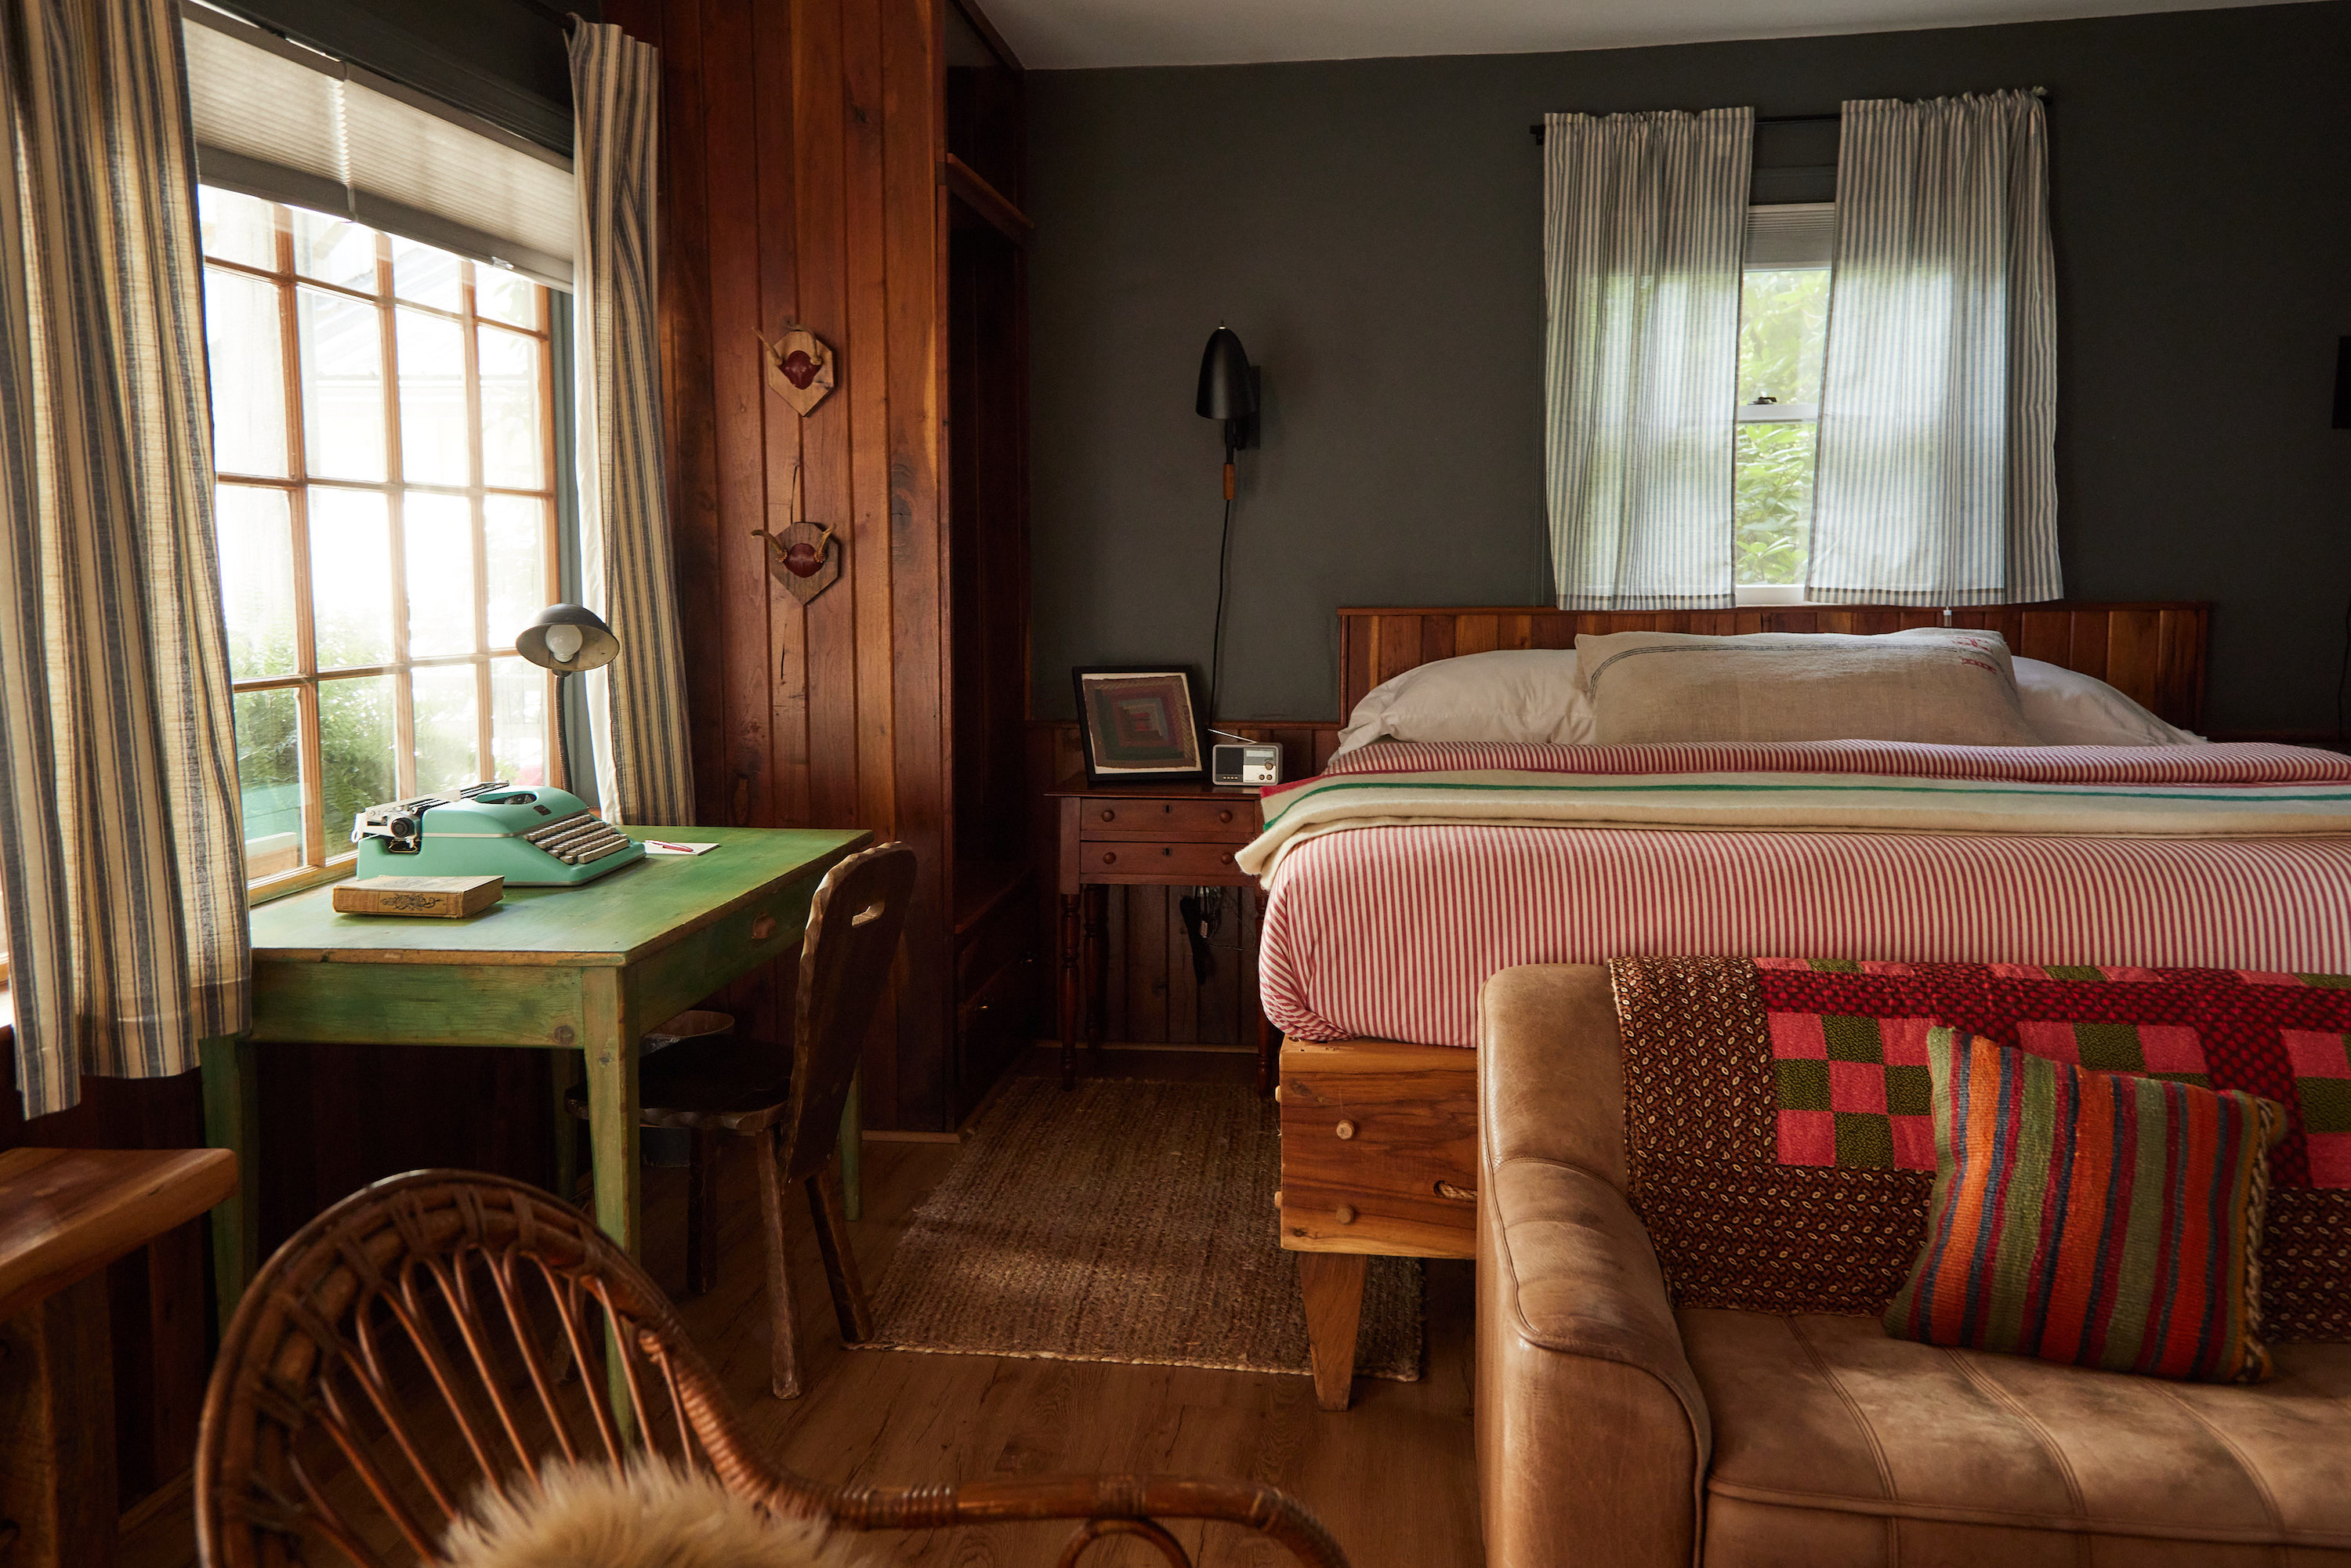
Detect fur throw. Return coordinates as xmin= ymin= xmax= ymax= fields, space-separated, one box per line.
xmin=440 ymin=1458 xmax=867 ymax=1568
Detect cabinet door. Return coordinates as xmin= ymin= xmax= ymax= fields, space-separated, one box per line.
xmin=953 ymin=882 xmax=1038 ymax=1121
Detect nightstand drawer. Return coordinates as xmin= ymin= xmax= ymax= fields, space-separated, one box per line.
xmin=1079 ymin=798 xmax=1256 ymax=842
xmin=1079 ymin=841 xmax=1246 ymax=882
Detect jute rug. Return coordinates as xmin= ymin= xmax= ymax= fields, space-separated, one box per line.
xmin=853 ymin=1076 xmax=1422 ymax=1381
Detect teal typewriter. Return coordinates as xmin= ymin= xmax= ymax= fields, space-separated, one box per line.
xmin=350 ymin=780 xmax=644 ymax=885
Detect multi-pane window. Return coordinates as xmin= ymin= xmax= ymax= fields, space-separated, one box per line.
xmin=199 ymin=188 xmax=562 ymax=891
xmin=1733 ymin=203 xmax=1833 ymax=601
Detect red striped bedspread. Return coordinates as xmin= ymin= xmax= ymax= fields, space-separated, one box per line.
xmin=1255 ymin=741 xmax=2351 ymax=1048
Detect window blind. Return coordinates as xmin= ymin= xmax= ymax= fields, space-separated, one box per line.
xmin=181 ymin=2 xmax=574 ymax=288
xmin=1744 ymin=201 xmax=1835 ymax=269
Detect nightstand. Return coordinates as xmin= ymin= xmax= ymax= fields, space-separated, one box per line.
xmin=1048 ymin=774 xmax=1273 ymax=1094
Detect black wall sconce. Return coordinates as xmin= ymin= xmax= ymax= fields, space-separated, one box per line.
xmin=1197 ymin=324 xmax=1259 ymax=715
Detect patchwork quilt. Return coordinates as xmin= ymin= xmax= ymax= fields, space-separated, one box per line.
xmin=1612 ymin=955 xmax=2351 ymax=1340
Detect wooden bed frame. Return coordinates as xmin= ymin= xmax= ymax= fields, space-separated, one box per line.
xmin=1277 ymin=601 xmax=2212 ymax=1410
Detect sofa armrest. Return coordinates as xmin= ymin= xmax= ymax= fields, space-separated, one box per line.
xmin=1477 ymin=1156 xmax=1710 ymax=1568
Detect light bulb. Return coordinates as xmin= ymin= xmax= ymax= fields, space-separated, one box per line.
xmin=545 ymin=623 xmax=585 ymax=664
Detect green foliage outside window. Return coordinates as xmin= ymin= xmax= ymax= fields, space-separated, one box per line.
xmin=1733 ymin=268 xmax=1829 ymax=588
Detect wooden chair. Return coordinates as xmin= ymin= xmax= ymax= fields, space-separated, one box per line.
xmin=194 ymin=1169 xmax=1349 ymax=1568
xmin=566 ymin=840 xmax=913 ymax=1398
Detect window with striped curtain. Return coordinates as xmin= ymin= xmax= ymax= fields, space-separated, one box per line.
xmin=200 ymin=189 xmax=566 ymax=896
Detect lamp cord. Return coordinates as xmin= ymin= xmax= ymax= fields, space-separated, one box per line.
xmin=1208 ymin=452 xmax=1237 ymax=722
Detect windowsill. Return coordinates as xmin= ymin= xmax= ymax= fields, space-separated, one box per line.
xmin=246 ymin=860 xmax=357 ymax=908
xmin=1733 ymin=585 xmax=1815 ymax=607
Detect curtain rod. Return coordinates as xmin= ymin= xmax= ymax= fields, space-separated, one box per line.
xmin=1529 ymin=110 xmax=1838 ymax=141
xmin=1530 ymin=91 xmax=2048 ymax=142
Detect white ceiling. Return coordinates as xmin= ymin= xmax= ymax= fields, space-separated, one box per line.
xmin=985 ymin=0 xmax=2315 ymax=70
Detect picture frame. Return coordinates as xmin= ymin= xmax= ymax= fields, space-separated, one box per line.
xmin=1071 ymin=665 xmax=1206 ymax=785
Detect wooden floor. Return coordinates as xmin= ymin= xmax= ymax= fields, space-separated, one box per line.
xmin=123 ymin=1047 xmax=1483 ymax=1567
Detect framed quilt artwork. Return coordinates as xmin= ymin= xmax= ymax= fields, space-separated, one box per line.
xmin=1073 ymin=667 xmax=1204 ymax=784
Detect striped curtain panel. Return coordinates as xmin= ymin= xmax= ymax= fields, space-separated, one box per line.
xmin=0 ymin=0 xmax=249 ymax=1117
xmin=568 ymin=21 xmax=694 ymax=826
xmin=1809 ymin=89 xmax=2059 ymax=607
xmin=1544 ymin=108 xmax=1751 ymax=611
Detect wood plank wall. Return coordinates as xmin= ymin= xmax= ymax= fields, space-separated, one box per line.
xmin=603 ymin=0 xmax=953 ymax=1128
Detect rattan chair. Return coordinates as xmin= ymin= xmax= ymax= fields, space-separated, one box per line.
xmin=194 ymin=1168 xmax=1349 ymax=1568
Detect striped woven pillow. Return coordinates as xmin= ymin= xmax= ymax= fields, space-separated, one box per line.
xmin=1884 ymin=1027 xmax=2288 ymax=1382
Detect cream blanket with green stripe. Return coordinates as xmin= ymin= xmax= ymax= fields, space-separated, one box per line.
xmin=1237 ymin=741 xmax=2351 ymax=884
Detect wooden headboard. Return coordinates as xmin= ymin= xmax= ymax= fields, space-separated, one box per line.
xmin=1339 ymin=603 xmax=2212 ymax=731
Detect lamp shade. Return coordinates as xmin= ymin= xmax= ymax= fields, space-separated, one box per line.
xmin=515 ymin=603 xmax=619 ymax=673
xmin=1195 ymin=326 xmax=1257 ymax=422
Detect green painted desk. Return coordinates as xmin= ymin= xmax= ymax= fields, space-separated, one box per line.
xmin=199 ymin=826 xmax=871 ymax=1332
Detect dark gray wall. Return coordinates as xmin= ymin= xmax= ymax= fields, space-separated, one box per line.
xmin=1026 ymin=2 xmax=2351 ymax=730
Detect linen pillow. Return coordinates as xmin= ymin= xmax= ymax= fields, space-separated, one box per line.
xmin=1332 ymin=649 xmax=1591 ymax=757
xmin=1883 ymin=1027 xmax=2287 ymax=1383
xmin=1576 ymin=627 xmax=2041 ymax=746
xmin=2014 ymin=657 xmax=2204 ymax=745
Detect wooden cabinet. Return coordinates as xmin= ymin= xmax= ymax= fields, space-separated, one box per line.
xmin=940 ymin=0 xmax=1032 ymax=1126
xmin=609 ymin=0 xmax=1035 ymax=1132
xmin=1049 ymin=777 xmax=1277 ymax=1095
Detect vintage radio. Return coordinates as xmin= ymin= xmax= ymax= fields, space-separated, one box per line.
xmin=350 ymin=780 xmax=643 ymax=885
xmin=1211 ymin=741 xmax=1282 ymax=788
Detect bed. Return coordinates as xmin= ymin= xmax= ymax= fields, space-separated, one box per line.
xmin=1258 ymin=603 xmax=2351 ymax=1408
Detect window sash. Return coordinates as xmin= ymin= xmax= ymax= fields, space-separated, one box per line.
xmin=207 ymin=195 xmax=563 ymax=901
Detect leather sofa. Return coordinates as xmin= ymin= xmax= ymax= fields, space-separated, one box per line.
xmin=1475 ymin=964 xmax=2351 ymax=1568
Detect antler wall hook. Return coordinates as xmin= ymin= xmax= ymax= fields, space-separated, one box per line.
xmin=754 ymin=458 xmax=840 ymax=603
xmin=757 ymin=326 xmax=836 ymax=415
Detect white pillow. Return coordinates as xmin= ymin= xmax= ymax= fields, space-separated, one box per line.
xmin=1333 ymin=649 xmax=1590 ymax=757
xmin=2013 ymin=657 xmax=2204 ymax=746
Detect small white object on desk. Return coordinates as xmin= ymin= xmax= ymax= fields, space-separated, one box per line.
xmin=645 ymin=840 xmax=721 ymax=856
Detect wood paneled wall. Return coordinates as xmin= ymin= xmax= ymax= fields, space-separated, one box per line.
xmin=603 ymin=0 xmax=955 ymax=1128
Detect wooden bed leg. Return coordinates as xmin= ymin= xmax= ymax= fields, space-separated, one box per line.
xmin=1085 ymin=885 xmax=1109 ymax=1051
xmin=1298 ymin=1251 xmax=1367 ymax=1411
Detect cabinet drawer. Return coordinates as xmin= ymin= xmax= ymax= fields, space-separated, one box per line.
xmin=1079 ymin=840 xmax=1246 ymax=883
xmin=1079 ymin=798 xmax=1256 ymax=842
xmin=1277 ymin=1039 xmax=1479 ymax=1259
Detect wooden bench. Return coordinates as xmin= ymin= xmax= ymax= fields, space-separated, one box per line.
xmin=0 ymin=1146 xmax=237 ymax=1568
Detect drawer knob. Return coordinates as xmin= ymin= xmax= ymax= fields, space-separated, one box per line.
xmin=750 ymin=914 xmax=777 ymax=941
xmin=1335 ymin=1120 xmax=1357 ymax=1141
xmin=1161 ymin=846 xmax=1172 ymax=857
xmin=1219 ymin=809 xmax=1233 ymax=824
xmin=1335 ymin=1204 xmax=1357 ymax=1226
xmin=1101 ymin=852 xmax=1116 ymax=865
xmin=1099 ymin=808 xmax=1114 ymax=822
xmin=1219 ymin=853 xmax=1232 ymax=865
